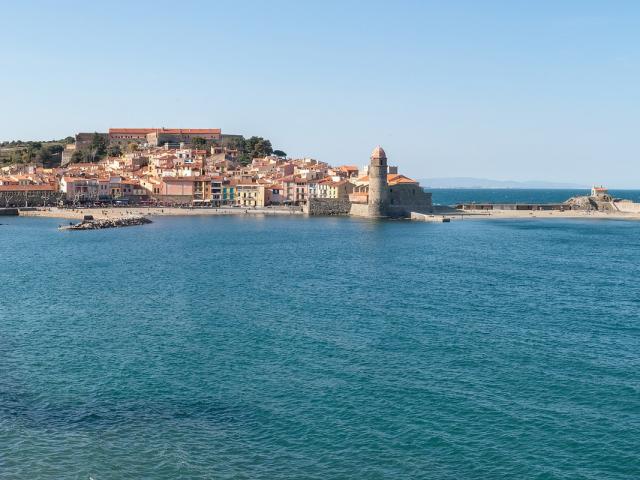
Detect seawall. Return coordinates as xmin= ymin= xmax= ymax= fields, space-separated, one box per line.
xmin=304 ymin=198 xmax=352 ymax=216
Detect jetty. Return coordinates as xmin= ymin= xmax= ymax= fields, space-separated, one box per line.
xmin=59 ymin=216 xmax=152 ymax=231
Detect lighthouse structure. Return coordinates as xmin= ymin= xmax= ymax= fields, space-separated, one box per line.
xmin=368 ymin=146 xmax=389 ymax=218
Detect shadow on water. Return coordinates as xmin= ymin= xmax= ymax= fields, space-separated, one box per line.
xmin=0 ymin=388 xmax=243 ymax=432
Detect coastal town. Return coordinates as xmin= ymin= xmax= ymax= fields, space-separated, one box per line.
xmin=0 ymin=127 xmax=431 ymax=217
xmin=2 ymin=127 xmax=640 ymax=224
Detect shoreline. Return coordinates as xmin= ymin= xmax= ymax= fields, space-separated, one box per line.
xmin=15 ymin=206 xmax=640 ymax=221
xmin=18 ymin=206 xmax=304 ymax=220
xmin=439 ymin=210 xmax=640 ymax=221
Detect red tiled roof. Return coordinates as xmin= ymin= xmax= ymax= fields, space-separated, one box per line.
xmin=357 ymin=174 xmax=418 ymax=185
xmin=154 ymin=128 xmax=221 ymax=135
xmin=0 ymin=184 xmax=57 ymax=192
xmin=109 ymin=128 xmax=155 ymax=135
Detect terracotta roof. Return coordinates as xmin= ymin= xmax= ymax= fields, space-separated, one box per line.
xmin=0 ymin=184 xmax=57 ymax=192
xmin=109 ymin=128 xmax=155 ymax=135
xmin=388 ymin=174 xmax=418 ymax=185
xmin=153 ymin=128 xmax=221 ymax=135
xmin=357 ymin=174 xmax=418 ymax=185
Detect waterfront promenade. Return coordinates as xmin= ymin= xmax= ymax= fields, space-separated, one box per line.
xmin=18 ymin=206 xmax=304 ymax=220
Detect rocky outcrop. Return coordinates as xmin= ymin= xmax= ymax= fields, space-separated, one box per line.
xmin=59 ymin=216 xmax=152 ymax=230
xmin=564 ymin=196 xmax=614 ymax=212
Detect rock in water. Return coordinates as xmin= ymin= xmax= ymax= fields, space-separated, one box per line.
xmin=59 ymin=216 xmax=152 ymax=231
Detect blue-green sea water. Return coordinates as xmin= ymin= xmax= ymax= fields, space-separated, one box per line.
xmin=1 ymin=213 xmax=639 ymax=479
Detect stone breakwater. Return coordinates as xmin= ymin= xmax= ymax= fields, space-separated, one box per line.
xmin=59 ymin=216 xmax=152 ymax=230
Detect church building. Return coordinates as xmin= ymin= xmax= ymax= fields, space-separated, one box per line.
xmin=349 ymin=146 xmax=432 ymax=218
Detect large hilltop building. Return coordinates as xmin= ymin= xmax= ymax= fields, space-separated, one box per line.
xmin=74 ymin=128 xmax=226 ymax=149
xmin=348 ymin=146 xmax=432 ymax=218
xmin=109 ymin=128 xmax=222 ymax=147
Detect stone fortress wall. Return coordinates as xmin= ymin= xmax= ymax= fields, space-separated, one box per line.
xmin=387 ymin=184 xmax=432 ymax=217
xmin=305 ymin=198 xmax=352 ymax=215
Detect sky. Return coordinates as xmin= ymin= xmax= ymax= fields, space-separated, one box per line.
xmin=1 ymin=0 xmax=639 ymax=186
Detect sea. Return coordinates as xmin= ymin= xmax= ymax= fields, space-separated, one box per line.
xmin=1 ymin=189 xmax=639 ymax=479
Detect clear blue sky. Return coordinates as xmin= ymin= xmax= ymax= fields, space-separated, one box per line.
xmin=2 ymin=0 xmax=639 ymax=186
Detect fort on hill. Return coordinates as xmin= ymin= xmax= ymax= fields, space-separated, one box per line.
xmin=73 ymin=128 xmax=240 ymax=151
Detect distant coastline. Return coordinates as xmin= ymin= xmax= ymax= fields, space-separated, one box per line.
xmin=420 ymin=177 xmax=589 ymax=189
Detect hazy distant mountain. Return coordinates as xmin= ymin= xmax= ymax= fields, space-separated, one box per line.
xmin=419 ymin=177 xmax=589 ymax=189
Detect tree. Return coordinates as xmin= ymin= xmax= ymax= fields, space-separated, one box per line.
xmin=70 ymin=150 xmax=86 ymax=164
xmin=273 ymin=150 xmax=287 ymax=158
xmin=63 ymin=136 xmax=75 ymax=144
xmin=23 ymin=144 xmax=38 ymax=163
xmin=126 ymin=143 xmax=139 ymax=153
xmin=36 ymin=146 xmax=53 ymax=164
xmin=238 ymin=153 xmax=252 ymax=166
xmin=192 ymin=137 xmax=207 ymax=149
xmin=89 ymin=132 xmax=108 ymax=161
xmin=108 ymin=144 xmax=122 ymax=157
xmin=245 ymin=136 xmax=273 ymax=159
xmin=228 ymin=137 xmax=246 ymax=152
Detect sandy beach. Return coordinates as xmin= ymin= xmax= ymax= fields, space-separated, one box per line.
xmin=453 ymin=209 xmax=640 ymax=220
xmin=418 ymin=208 xmax=640 ymax=222
xmin=18 ymin=206 xmax=304 ymax=220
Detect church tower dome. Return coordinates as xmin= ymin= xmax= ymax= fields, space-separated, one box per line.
xmin=371 ymin=146 xmax=387 ymax=161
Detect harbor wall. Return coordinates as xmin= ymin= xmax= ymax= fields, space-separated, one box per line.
xmin=0 ymin=208 xmax=19 ymax=216
xmin=457 ymin=203 xmax=566 ymax=211
xmin=305 ymin=198 xmax=352 ymax=216
xmin=388 ymin=186 xmax=432 ymax=216
xmin=349 ymin=203 xmax=369 ymax=217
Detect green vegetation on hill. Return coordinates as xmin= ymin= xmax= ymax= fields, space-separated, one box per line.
xmin=228 ymin=136 xmax=274 ymax=165
xmin=0 ymin=133 xmax=283 ymax=168
xmin=0 ymin=137 xmax=73 ymax=167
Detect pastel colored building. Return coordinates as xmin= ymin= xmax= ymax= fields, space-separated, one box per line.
xmin=265 ymin=185 xmax=285 ymax=205
xmin=221 ymin=181 xmax=236 ymax=205
xmin=60 ymin=177 xmax=99 ymax=202
xmin=317 ymin=179 xmax=354 ymax=200
xmin=236 ymin=184 xmax=266 ymax=207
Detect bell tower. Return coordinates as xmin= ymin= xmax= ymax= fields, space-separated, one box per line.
xmin=368 ymin=146 xmax=388 ymax=218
